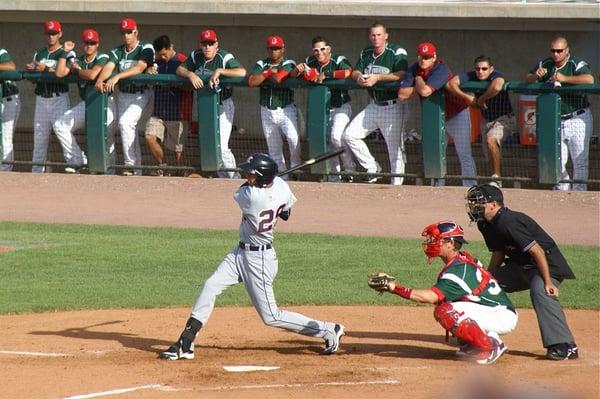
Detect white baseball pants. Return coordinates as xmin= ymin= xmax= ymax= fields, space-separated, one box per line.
xmin=52 ymin=100 xmax=88 ymax=166
xmin=115 ymin=91 xmax=150 ymax=175
xmin=217 ymin=98 xmax=240 ymax=179
xmin=32 ymin=93 xmax=70 ymax=173
xmin=1 ymin=94 xmax=20 ymax=172
xmin=343 ymin=101 xmax=409 ymax=185
xmin=260 ymin=104 xmax=301 ymax=173
xmin=104 ymin=96 xmax=118 ymax=174
xmin=446 ymin=108 xmax=477 ymax=187
xmin=556 ymin=107 xmax=592 ymax=191
xmin=450 ymin=302 xmax=518 ymax=336
xmin=328 ymin=102 xmax=354 ymax=182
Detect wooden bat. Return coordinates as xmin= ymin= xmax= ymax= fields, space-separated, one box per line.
xmin=278 ymin=148 xmax=345 ymax=177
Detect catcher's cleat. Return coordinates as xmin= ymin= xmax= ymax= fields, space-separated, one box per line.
xmin=475 ymin=337 xmax=507 ymax=365
xmin=456 ymin=341 xmax=479 ymax=358
xmin=322 ymin=324 xmax=345 ymax=355
xmin=159 ymin=340 xmax=194 ymax=360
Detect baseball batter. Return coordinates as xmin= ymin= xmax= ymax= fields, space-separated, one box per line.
xmin=0 ymin=48 xmax=20 ymax=172
xmin=344 ymin=23 xmax=408 ymax=185
xmin=25 ymin=20 xmax=70 ymax=173
xmin=526 ymin=36 xmax=594 ymax=191
xmin=160 ymin=153 xmax=344 ymax=360
xmin=248 ymin=36 xmax=301 ymax=174
xmin=53 ymin=29 xmax=109 ymax=172
xmin=176 ymin=29 xmax=247 ymax=178
xmin=369 ymin=221 xmax=517 ymax=365
xmin=399 ymin=42 xmax=476 ymax=187
xmin=291 ymin=36 xmax=355 ymax=182
xmin=95 ymin=18 xmax=155 ymax=176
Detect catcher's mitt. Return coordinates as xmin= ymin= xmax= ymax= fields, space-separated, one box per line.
xmin=367 ymin=272 xmax=396 ymax=293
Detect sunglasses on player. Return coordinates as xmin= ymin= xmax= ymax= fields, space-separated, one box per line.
xmin=312 ymin=46 xmax=328 ymax=53
xmin=474 ymin=67 xmax=489 ymax=71
xmin=550 ymin=48 xmax=565 ymax=54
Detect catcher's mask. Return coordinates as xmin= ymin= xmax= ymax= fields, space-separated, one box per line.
xmin=421 ymin=221 xmax=468 ymax=262
xmin=465 ymin=184 xmax=504 ymax=222
xmin=239 ymin=153 xmax=278 ymax=187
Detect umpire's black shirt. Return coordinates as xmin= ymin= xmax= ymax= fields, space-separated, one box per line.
xmin=477 ymin=207 xmax=575 ymax=280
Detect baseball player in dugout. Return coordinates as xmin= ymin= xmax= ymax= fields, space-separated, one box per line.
xmin=343 ymin=22 xmax=408 ymax=185
xmin=526 ymin=36 xmax=594 ymax=191
xmin=446 ymin=55 xmax=516 ymax=188
xmin=248 ymin=35 xmax=302 ymax=177
xmin=53 ymin=29 xmax=109 ymax=173
xmin=466 ymin=184 xmax=578 ymax=360
xmin=95 ymin=18 xmax=155 ymax=176
xmin=25 ymin=20 xmax=70 ymax=173
xmin=145 ymin=35 xmax=192 ymax=176
xmin=160 ymin=153 xmax=345 ymax=360
xmin=0 ymin=47 xmax=20 ymax=172
xmin=368 ymin=221 xmax=517 ymax=365
xmin=399 ymin=42 xmax=477 ymax=187
xmin=290 ymin=36 xmax=355 ymax=182
xmin=176 ymin=28 xmax=246 ymax=178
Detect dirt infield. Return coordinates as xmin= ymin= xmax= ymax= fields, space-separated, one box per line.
xmin=0 ymin=173 xmax=598 ymax=399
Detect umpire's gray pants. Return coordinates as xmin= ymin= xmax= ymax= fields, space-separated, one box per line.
xmin=491 ymin=262 xmax=575 ymax=348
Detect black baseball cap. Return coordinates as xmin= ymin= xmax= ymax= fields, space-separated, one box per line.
xmin=478 ymin=184 xmax=504 ymax=203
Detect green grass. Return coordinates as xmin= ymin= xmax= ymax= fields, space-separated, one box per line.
xmin=0 ymin=222 xmax=598 ymax=314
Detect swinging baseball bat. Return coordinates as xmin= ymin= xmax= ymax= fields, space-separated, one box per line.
xmin=278 ymin=148 xmax=345 ymax=177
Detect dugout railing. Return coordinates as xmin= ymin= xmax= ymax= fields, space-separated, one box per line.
xmin=0 ymin=71 xmax=598 ymax=189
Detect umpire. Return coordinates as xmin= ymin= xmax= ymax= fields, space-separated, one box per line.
xmin=466 ymin=184 xmax=578 ymax=360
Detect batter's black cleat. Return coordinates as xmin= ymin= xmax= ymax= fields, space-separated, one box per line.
xmin=546 ymin=343 xmax=578 ymax=360
xmin=322 ymin=324 xmax=345 ymax=355
xmin=159 ymin=340 xmax=194 ymax=360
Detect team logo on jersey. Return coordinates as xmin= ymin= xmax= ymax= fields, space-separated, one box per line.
xmin=41 ymin=59 xmax=57 ymax=68
xmin=364 ymin=64 xmax=390 ymax=75
xmin=119 ymin=60 xmax=137 ymax=71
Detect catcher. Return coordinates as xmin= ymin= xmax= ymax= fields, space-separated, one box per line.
xmin=368 ymin=221 xmax=518 ymax=365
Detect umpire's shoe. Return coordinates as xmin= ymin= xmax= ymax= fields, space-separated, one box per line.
xmin=546 ymin=343 xmax=578 ymax=360
xmin=159 ymin=340 xmax=194 ymax=360
xmin=322 ymin=324 xmax=345 ymax=355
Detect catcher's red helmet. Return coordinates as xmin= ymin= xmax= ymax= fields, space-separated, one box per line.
xmin=421 ymin=221 xmax=467 ymax=262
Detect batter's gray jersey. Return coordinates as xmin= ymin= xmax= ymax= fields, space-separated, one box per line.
xmin=235 ymin=176 xmax=296 ymax=246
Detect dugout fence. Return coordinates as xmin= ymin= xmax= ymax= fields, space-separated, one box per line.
xmin=0 ymin=71 xmax=598 ymax=190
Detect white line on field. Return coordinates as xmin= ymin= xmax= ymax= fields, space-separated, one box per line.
xmin=61 ymin=384 xmax=176 ymax=399
xmin=0 ymin=350 xmax=71 ymax=357
xmin=198 ymin=379 xmax=401 ymax=391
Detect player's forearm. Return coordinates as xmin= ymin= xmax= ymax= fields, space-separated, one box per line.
xmin=488 ymin=251 xmax=505 ymax=272
xmin=78 ymin=67 xmax=102 ymax=81
xmin=479 ymin=78 xmax=504 ymax=102
xmin=526 ymin=73 xmax=540 ymax=83
xmin=561 ymin=74 xmax=594 ymax=85
xmin=96 ymin=63 xmax=115 ymax=83
xmin=218 ymin=67 xmax=247 ymax=78
xmin=176 ymin=66 xmax=193 ymax=79
xmin=54 ymin=59 xmax=70 ymax=78
xmin=248 ymin=74 xmax=265 ymax=87
xmin=377 ymin=71 xmax=404 ymax=83
xmin=350 ymin=70 xmax=362 ymax=82
xmin=0 ymin=61 xmax=16 ymax=71
xmin=397 ymin=87 xmax=414 ymax=101
xmin=415 ymin=78 xmax=433 ymax=97
xmin=115 ymin=63 xmax=148 ymax=80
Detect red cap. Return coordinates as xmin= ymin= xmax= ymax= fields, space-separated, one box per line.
xmin=120 ymin=18 xmax=137 ymax=31
xmin=200 ymin=29 xmax=217 ymax=42
xmin=417 ymin=42 xmax=436 ymax=57
xmin=266 ymin=35 xmax=284 ymax=48
xmin=82 ymin=29 xmax=99 ymax=43
xmin=44 ymin=20 xmax=62 ymax=34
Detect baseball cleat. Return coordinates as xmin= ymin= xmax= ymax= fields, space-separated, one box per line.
xmin=159 ymin=341 xmax=194 ymax=360
xmin=546 ymin=343 xmax=578 ymax=360
xmin=475 ymin=338 xmax=507 ymax=365
xmin=456 ymin=341 xmax=479 ymax=358
xmin=322 ymin=324 xmax=345 ymax=355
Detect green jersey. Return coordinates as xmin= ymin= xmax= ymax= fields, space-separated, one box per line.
xmin=62 ymin=51 xmax=109 ymax=100
xmin=304 ymin=53 xmax=351 ymax=108
xmin=182 ymin=48 xmax=241 ymax=102
xmin=355 ymin=43 xmax=407 ymax=102
xmin=529 ymin=55 xmax=592 ymax=114
xmin=251 ymin=57 xmax=296 ymax=109
xmin=0 ymin=48 xmax=18 ymax=98
xmin=431 ymin=252 xmax=515 ymax=311
xmin=108 ymin=42 xmax=155 ymax=93
xmin=32 ymin=46 xmax=68 ymax=97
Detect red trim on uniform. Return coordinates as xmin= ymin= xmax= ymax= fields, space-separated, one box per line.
xmin=302 ymin=68 xmax=318 ymax=81
xmin=273 ymin=69 xmax=289 ymax=83
xmin=430 ymin=286 xmax=446 ymax=302
xmin=261 ymin=68 xmax=273 ymax=80
xmin=333 ymin=69 xmax=351 ymax=79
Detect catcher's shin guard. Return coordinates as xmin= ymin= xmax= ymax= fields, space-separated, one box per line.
xmin=433 ymin=302 xmax=492 ymax=351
